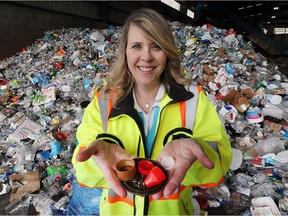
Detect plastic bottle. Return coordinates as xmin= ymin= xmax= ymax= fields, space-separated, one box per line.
xmin=53 ymin=196 xmax=70 ymax=210
xmin=42 ymin=171 xmax=61 ymax=188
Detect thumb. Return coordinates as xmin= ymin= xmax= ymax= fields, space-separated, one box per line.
xmin=76 ymin=144 xmax=98 ymax=162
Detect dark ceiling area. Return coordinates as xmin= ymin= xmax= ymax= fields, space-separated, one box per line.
xmin=176 ymin=1 xmax=288 ymax=55
xmin=0 ymin=1 xmax=287 ymax=59
xmin=183 ymin=1 xmax=288 ymax=34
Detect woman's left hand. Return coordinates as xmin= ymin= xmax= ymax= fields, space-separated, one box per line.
xmin=152 ymin=138 xmax=214 ymax=200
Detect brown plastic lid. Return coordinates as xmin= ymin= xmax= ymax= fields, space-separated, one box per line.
xmin=115 ymin=158 xmax=136 ymax=181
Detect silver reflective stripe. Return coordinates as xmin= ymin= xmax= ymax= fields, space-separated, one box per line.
xmin=207 ymin=141 xmax=219 ymax=154
xmin=185 ymin=84 xmax=219 ymax=154
xmin=108 ymin=188 xmax=118 ymax=198
xmin=108 ymin=189 xmax=134 ymax=201
xmin=98 ymin=91 xmax=109 ymax=132
xmin=185 ymin=84 xmax=198 ymax=131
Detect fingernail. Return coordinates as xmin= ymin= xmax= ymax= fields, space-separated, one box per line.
xmin=164 ymin=193 xmax=170 ymax=198
xmin=153 ymin=196 xmax=159 ymax=200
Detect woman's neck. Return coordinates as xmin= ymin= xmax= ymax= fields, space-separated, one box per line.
xmin=134 ymin=84 xmax=160 ymax=113
xmin=135 ymin=84 xmax=159 ymax=100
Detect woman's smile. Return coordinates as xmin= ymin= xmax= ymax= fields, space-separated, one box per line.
xmin=137 ymin=66 xmax=156 ymax=72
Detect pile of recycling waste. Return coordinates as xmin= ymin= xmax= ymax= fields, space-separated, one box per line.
xmin=0 ymin=21 xmax=287 ymax=215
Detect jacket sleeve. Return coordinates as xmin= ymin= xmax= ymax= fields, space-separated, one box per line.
xmin=71 ymin=95 xmax=110 ymax=188
xmin=182 ymin=90 xmax=232 ymax=187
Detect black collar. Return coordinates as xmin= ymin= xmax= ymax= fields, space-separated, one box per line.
xmin=109 ymin=82 xmax=194 ymax=118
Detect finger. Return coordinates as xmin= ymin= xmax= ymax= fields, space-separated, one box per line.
xmin=151 ymin=190 xmax=163 ymax=200
xmin=196 ymin=152 xmax=214 ymax=169
xmin=187 ymin=140 xmax=215 ymax=169
xmin=104 ymin=169 xmax=127 ymax=198
xmin=76 ymin=143 xmax=98 ymax=162
xmin=107 ymin=179 xmax=127 ymax=198
xmin=163 ymin=169 xmax=184 ymax=198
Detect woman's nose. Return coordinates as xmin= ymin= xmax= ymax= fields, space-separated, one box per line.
xmin=141 ymin=48 xmax=153 ymax=62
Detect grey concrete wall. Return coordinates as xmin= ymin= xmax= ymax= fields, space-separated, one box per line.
xmin=0 ymin=2 xmax=107 ymax=60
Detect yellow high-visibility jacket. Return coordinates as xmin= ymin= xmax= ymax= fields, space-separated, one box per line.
xmin=72 ymin=82 xmax=232 ymax=215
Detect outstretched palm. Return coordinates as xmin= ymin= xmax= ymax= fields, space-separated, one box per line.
xmin=153 ymin=138 xmax=214 ymax=199
xmin=77 ymin=140 xmax=131 ymax=197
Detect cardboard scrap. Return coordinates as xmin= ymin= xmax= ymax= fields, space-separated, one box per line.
xmin=222 ymin=88 xmax=255 ymax=113
xmin=9 ymin=171 xmax=40 ymax=201
xmin=270 ymin=122 xmax=282 ymax=132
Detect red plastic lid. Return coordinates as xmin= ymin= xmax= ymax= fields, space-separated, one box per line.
xmin=138 ymin=160 xmax=154 ymax=175
xmin=144 ymin=166 xmax=166 ymax=188
xmin=0 ymin=80 xmax=7 ymax=85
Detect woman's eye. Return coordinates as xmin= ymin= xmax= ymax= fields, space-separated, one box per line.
xmin=132 ymin=44 xmax=141 ymax=49
xmin=152 ymin=44 xmax=161 ymax=50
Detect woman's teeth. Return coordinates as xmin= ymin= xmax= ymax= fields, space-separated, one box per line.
xmin=138 ymin=67 xmax=154 ymax=72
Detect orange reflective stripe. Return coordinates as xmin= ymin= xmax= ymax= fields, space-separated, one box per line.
xmin=107 ymin=98 xmax=112 ymax=120
xmin=188 ymin=176 xmax=224 ymax=188
xmin=197 ymin=85 xmax=202 ymax=93
xmin=78 ymin=182 xmax=89 ymax=187
xmin=78 ymin=146 xmax=87 ymax=152
xmin=74 ymin=146 xmax=87 ymax=164
xmin=78 ymin=182 xmax=105 ymax=189
xmin=108 ymin=195 xmax=134 ymax=206
xmin=179 ymin=101 xmax=186 ymax=127
xmin=96 ymin=90 xmax=101 ymax=99
xmin=149 ymin=185 xmax=185 ymax=202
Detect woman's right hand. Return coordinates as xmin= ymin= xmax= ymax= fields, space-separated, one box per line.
xmin=76 ymin=140 xmax=131 ymax=198
xmin=152 ymin=138 xmax=214 ymax=200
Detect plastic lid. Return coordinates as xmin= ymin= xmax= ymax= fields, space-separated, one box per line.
xmin=230 ymin=148 xmax=243 ymax=170
xmin=192 ymin=198 xmax=201 ymax=215
xmin=240 ymin=104 xmax=247 ymax=112
xmin=161 ymin=156 xmax=175 ymax=170
xmin=138 ymin=160 xmax=154 ymax=175
xmin=269 ymin=95 xmax=282 ymax=105
xmin=275 ymin=150 xmax=288 ymax=163
xmin=246 ymin=114 xmax=264 ymax=124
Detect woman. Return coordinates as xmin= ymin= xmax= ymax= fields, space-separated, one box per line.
xmin=69 ymin=8 xmax=232 ymax=215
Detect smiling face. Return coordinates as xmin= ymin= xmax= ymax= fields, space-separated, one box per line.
xmin=126 ymin=23 xmax=167 ymax=90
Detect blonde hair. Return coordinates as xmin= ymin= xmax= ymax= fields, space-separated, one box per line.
xmin=104 ymin=8 xmax=190 ymax=107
